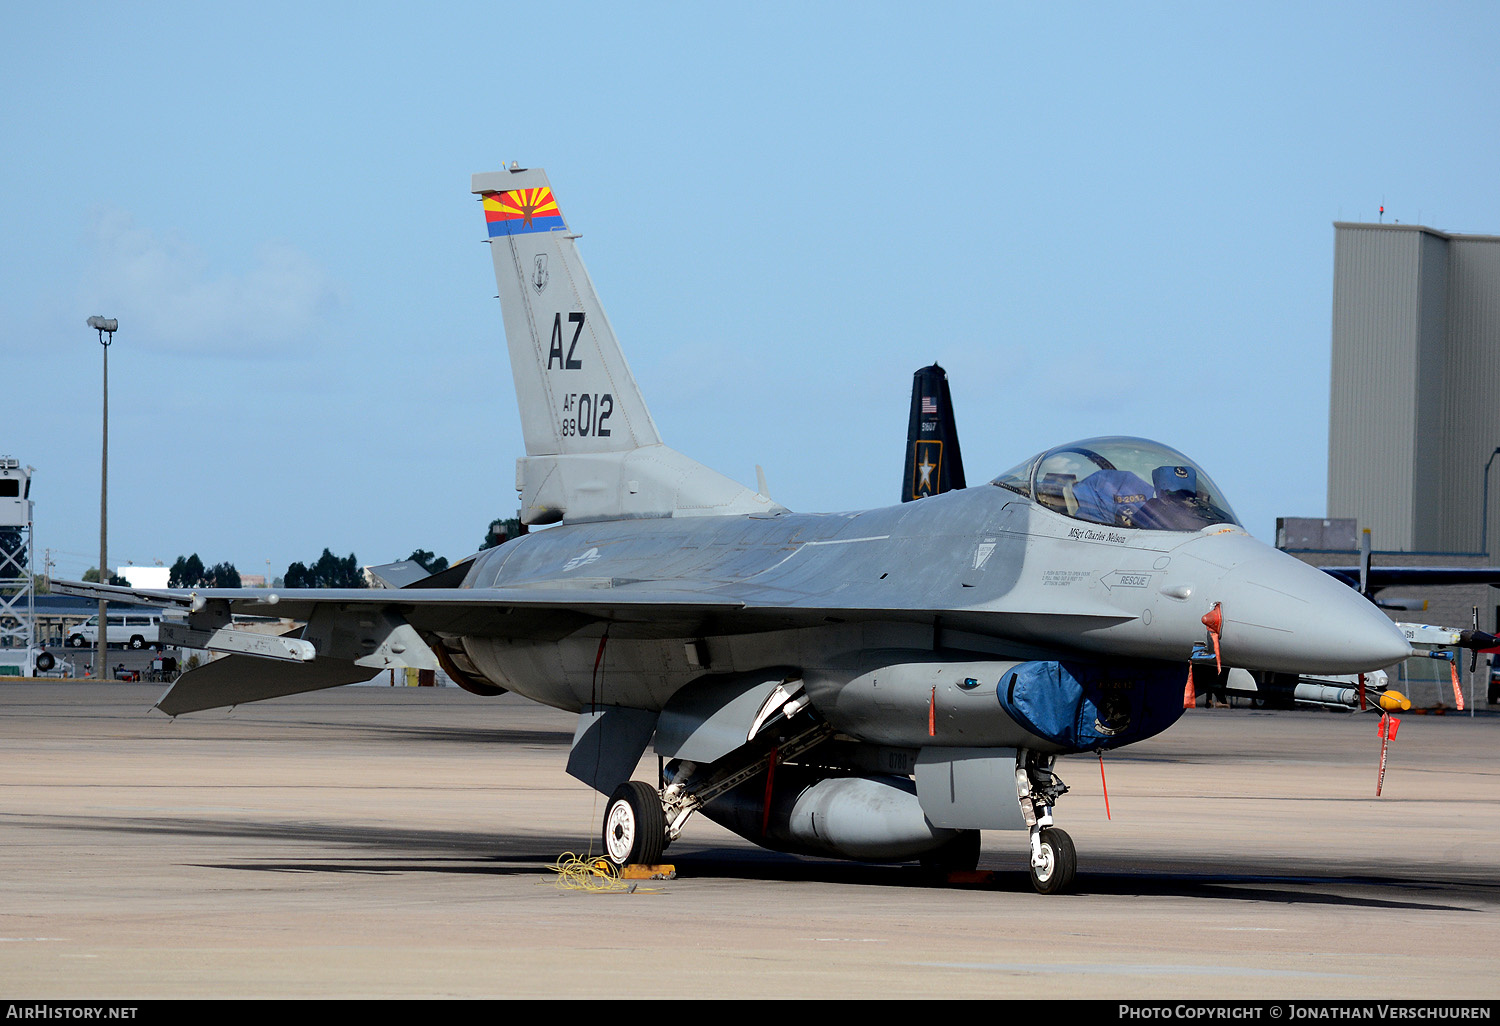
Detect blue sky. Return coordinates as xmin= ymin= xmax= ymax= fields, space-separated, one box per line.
xmin=5 ymin=2 xmax=1499 ymax=581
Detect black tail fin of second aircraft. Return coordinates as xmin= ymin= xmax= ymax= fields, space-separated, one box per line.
xmin=902 ymin=363 xmax=966 ymax=502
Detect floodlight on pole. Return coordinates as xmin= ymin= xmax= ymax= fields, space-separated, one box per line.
xmin=87 ymin=316 xmax=116 ymax=679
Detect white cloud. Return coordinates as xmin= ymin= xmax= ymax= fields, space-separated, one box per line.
xmin=80 ymin=209 xmax=343 ymax=353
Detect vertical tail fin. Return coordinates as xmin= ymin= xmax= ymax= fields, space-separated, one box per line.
xmin=472 ymin=167 xmax=780 ymax=524
xmin=902 ymin=363 xmax=966 ymax=501
xmin=474 ymin=167 xmax=658 ymax=456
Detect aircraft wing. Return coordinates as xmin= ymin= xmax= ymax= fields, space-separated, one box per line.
xmin=54 ymin=577 xmax=1132 ymax=717
xmin=50 ymin=578 xmax=746 ymax=638
xmin=51 ymin=578 xmax=1129 ymax=640
xmin=154 ymin=650 xmax=394 ymax=715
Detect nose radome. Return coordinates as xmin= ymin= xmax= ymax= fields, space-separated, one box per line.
xmin=1176 ymin=534 xmax=1412 ymax=674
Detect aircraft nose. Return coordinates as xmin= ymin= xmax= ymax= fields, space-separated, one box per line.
xmin=1176 ymin=534 xmax=1412 ymax=674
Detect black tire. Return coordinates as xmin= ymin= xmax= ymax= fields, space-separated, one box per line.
xmin=34 ymin=652 xmax=55 ymax=673
xmin=68 ymin=635 xmax=84 ymax=648
xmin=919 ymin=830 xmax=981 ymax=874
xmin=602 ymin=780 xmax=666 ymax=868
xmin=129 ymin=636 xmax=145 ymax=650
xmin=1029 ymin=827 xmax=1077 ymax=895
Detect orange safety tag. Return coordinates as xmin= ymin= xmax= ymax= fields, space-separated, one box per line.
xmin=1201 ymin=603 xmax=1223 ymax=672
xmin=1098 ymin=752 xmax=1111 ymax=821
xmin=1376 ymin=714 xmax=1400 ymax=796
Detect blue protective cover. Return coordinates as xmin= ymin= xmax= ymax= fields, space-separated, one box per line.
xmin=997 ymin=659 xmax=1185 ymax=751
xmin=1071 ymin=470 xmax=1154 ymax=527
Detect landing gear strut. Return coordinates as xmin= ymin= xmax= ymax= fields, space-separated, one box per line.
xmin=1017 ymin=751 xmax=1076 ymax=894
xmin=601 ymin=681 xmax=830 ymax=867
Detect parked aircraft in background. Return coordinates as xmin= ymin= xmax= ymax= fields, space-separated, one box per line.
xmin=57 ymin=167 xmax=1416 ymax=893
xmin=902 ymin=363 xmax=965 ymax=503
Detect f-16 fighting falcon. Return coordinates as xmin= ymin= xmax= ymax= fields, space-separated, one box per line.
xmin=56 ymin=166 xmax=1413 ymax=893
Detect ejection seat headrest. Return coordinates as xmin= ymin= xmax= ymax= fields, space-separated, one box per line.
xmin=1152 ymin=465 xmax=1196 ymax=496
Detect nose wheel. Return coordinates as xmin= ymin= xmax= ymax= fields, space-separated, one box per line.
xmin=1028 ymin=827 xmax=1076 ymax=894
xmin=602 ymin=780 xmax=667 ymax=868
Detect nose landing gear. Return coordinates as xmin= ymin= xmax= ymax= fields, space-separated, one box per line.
xmin=1018 ymin=751 xmax=1076 ymax=894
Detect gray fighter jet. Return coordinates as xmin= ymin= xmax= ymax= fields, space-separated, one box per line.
xmin=55 ymin=166 xmax=1412 ymax=893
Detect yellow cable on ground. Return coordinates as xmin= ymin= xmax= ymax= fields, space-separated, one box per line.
xmin=546 ymin=852 xmax=641 ymax=892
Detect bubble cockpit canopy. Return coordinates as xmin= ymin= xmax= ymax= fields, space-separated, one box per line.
xmin=992 ymin=436 xmax=1241 ymax=532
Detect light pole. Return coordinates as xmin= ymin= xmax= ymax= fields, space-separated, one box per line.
xmin=87 ymin=316 xmax=116 ymax=679
xmin=1482 ymin=447 xmax=1500 ymax=557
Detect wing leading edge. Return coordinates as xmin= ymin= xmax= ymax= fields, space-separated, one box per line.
xmin=50 ymin=578 xmax=1130 ymax=637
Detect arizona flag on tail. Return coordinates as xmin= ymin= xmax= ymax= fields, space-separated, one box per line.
xmin=484 ymin=187 xmax=566 ymax=237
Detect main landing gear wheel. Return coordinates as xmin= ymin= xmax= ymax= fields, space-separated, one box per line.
xmin=1029 ymin=827 xmax=1076 ymax=895
xmin=602 ymin=780 xmax=666 ymax=868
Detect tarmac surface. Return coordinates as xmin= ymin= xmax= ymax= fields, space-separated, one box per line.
xmin=1 ymin=682 xmax=1498 ymax=1000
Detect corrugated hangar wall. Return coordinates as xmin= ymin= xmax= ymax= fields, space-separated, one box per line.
xmin=1328 ymin=223 xmax=1500 ymax=554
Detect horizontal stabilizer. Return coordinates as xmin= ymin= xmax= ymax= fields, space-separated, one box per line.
xmin=157 ymin=654 xmax=377 ymax=716
xmin=365 ymin=560 xmax=432 ymax=589
xmin=403 ymin=556 xmax=475 ymax=589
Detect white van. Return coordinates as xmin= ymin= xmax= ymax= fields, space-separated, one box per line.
xmin=67 ymin=612 xmax=166 ymax=650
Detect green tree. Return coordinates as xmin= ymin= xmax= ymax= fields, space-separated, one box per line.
xmin=169 ymin=554 xmax=240 ymax=588
xmin=205 ymin=562 xmax=241 ymax=588
xmin=284 ymin=549 xmax=366 ymax=589
xmin=406 ymin=549 xmax=449 ymax=574
xmin=82 ymin=567 xmax=129 ymax=586
xmin=169 ymin=554 xmax=206 ymax=587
